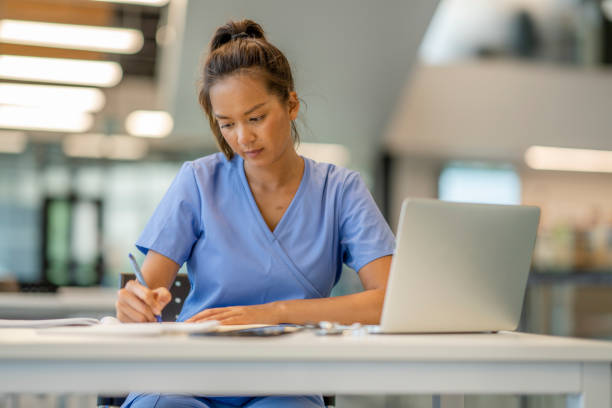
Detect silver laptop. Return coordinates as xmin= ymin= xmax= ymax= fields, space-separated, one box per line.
xmin=377 ymin=198 xmax=540 ymax=333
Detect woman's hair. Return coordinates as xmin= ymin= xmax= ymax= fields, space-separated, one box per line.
xmin=198 ymin=19 xmax=298 ymax=160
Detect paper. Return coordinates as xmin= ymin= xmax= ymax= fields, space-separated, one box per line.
xmin=37 ymin=320 xmax=219 ymax=336
xmin=0 ymin=316 xmax=219 ymax=336
xmin=0 ymin=317 xmax=102 ymax=328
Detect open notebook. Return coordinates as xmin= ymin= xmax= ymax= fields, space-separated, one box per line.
xmin=0 ymin=317 xmax=220 ymax=336
xmin=0 ymin=317 xmax=283 ymax=336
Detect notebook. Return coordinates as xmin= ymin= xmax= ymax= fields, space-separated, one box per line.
xmin=0 ymin=317 xmax=219 ymax=336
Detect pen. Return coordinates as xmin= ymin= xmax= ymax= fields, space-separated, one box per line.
xmin=128 ymin=253 xmax=162 ymax=322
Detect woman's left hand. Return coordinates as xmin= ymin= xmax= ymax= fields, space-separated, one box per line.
xmin=185 ymin=302 xmax=281 ymax=324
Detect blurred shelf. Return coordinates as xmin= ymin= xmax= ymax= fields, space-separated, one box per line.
xmin=0 ymin=287 xmax=116 ymax=319
xmin=529 ymin=270 xmax=612 ymax=285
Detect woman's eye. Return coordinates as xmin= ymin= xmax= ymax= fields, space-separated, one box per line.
xmin=219 ymin=123 xmax=233 ymax=129
xmin=249 ymin=115 xmax=265 ymax=123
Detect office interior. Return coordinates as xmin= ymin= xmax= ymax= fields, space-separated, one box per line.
xmin=0 ymin=0 xmax=611 ymax=407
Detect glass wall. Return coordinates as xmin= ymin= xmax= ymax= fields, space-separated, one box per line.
xmin=0 ymin=146 xmax=205 ymax=288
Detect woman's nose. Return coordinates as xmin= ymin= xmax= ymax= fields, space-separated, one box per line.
xmin=236 ymin=124 xmax=255 ymax=145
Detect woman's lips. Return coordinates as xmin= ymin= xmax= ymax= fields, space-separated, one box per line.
xmin=245 ymin=148 xmax=263 ymax=158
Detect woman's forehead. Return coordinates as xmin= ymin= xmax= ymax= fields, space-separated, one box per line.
xmin=210 ymin=74 xmax=273 ymax=113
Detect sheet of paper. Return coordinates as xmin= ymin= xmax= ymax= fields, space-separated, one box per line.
xmin=0 ymin=318 xmax=100 ymax=328
xmin=37 ymin=320 xmax=219 ymax=336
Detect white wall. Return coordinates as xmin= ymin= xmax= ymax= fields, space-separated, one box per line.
xmin=389 ymin=156 xmax=440 ymax=233
xmin=386 ymin=60 xmax=612 ymax=161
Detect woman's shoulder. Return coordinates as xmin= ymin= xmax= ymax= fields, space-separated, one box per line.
xmin=305 ymin=156 xmax=361 ymax=189
xmin=185 ymin=152 xmax=237 ymax=178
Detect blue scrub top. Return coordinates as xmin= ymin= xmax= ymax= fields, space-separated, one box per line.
xmin=136 ymin=152 xmax=395 ymax=321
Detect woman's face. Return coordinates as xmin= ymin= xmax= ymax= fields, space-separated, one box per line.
xmin=210 ymin=73 xmax=299 ymax=167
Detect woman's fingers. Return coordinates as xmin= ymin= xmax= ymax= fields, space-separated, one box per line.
xmin=152 ymin=287 xmax=172 ymax=312
xmin=116 ymin=302 xmax=151 ymax=323
xmin=185 ymin=307 xmax=237 ymax=323
xmin=125 ymin=280 xmax=165 ymax=315
xmin=184 ymin=304 xmax=277 ymax=325
xmin=116 ymin=289 xmax=156 ymax=322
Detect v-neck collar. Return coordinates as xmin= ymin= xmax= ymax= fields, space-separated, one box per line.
xmin=237 ymin=155 xmax=309 ymax=242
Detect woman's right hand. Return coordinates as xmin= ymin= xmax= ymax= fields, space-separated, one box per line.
xmin=115 ymin=279 xmax=172 ymax=323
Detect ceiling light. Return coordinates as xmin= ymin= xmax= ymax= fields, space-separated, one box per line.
xmin=0 ymin=130 xmax=27 ymax=154
xmin=0 ymin=55 xmax=122 ymax=87
xmin=63 ymin=133 xmax=148 ymax=160
xmin=525 ymin=145 xmax=612 ymax=173
xmin=0 ymin=83 xmax=105 ymax=112
xmin=296 ymin=143 xmax=351 ymax=168
xmin=93 ymin=0 xmax=169 ymax=6
xmin=125 ymin=110 xmax=173 ymax=138
xmin=105 ymin=134 xmax=149 ymax=160
xmin=0 ymin=105 xmax=93 ymax=133
xmin=63 ymin=133 xmax=105 ymax=158
xmin=0 ymin=19 xmax=143 ymax=54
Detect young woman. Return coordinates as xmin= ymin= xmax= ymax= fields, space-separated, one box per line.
xmin=117 ymin=19 xmax=395 ymax=408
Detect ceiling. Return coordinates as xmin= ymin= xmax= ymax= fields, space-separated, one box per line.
xmin=0 ymin=0 xmax=161 ymax=76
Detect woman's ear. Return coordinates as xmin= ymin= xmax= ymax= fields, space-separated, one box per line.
xmin=288 ymin=91 xmax=299 ymax=120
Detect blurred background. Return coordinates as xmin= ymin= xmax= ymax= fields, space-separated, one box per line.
xmin=1 ymin=0 xmax=612 ymax=407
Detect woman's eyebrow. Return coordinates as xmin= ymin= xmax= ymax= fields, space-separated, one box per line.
xmin=215 ymin=101 xmax=268 ymax=119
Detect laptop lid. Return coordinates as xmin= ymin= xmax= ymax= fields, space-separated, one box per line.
xmin=380 ymin=198 xmax=540 ymax=333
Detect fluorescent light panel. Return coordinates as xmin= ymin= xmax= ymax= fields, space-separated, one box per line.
xmin=0 ymin=105 xmax=93 ymax=133
xmin=0 ymin=55 xmax=122 ymax=87
xmin=525 ymin=145 xmax=612 ymax=173
xmin=0 ymin=130 xmax=27 ymax=153
xmin=0 ymin=19 xmax=143 ymax=54
xmin=296 ymin=143 xmax=351 ymax=168
xmin=0 ymin=83 xmax=105 ymax=112
xmin=63 ymin=133 xmax=148 ymax=160
xmin=93 ymin=0 xmax=169 ymax=6
xmin=125 ymin=110 xmax=173 ymax=138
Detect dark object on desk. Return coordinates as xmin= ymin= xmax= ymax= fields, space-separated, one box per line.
xmin=18 ymin=281 xmax=58 ymax=293
xmin=192 ymin=325 xmax=301 ymax=337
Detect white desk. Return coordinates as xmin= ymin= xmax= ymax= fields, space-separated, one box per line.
xmin=0 ymin=330 xmax=610 ymax=408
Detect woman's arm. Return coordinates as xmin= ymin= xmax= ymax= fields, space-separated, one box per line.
xmin=186 ymin=255 xmax=392 ymax=325
xmin=115 ymin=250 xmax=179 ymax=322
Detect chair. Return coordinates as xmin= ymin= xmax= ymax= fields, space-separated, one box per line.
xmin=97 ymin=273 xmax=335 ymax=407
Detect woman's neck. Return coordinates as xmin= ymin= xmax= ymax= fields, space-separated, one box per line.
xmin=244 ymin=148 xmax=304 ymax=191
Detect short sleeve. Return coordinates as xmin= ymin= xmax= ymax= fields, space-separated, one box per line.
xmin=339 ymin=172 xmax=395 ymax=272
xmin=135 ymin=162 xmax=202 ymax=266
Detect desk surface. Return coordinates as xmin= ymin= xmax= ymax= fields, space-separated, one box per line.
xmin=1 ymin=329 xmax=612 ymax=363
xmin=1 ymin=329 xmax=611 ymax=407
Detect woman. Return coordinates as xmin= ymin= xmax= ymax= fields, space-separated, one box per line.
xmin=117 ymin=19 xmax=395 ymax=408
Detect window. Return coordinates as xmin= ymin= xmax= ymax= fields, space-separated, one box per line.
xmin=438 ymin=162 xmax=521 ymax=205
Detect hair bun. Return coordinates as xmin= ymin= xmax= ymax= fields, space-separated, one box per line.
xmin=209 ymin=19 xmax=266 ymax=52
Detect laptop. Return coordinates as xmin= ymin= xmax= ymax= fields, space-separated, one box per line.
xmin=375 ymin=198 xmax=540 ymax=333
